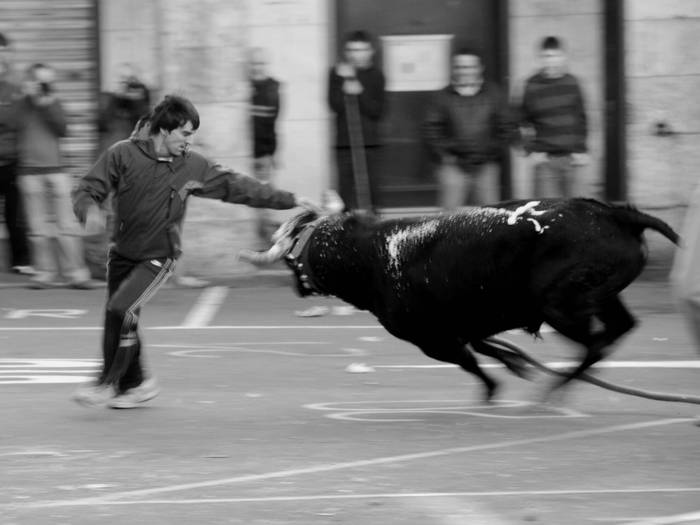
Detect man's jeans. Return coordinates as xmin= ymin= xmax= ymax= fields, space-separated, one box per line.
xmin=18 ymin=172 xmax=91 ymax=283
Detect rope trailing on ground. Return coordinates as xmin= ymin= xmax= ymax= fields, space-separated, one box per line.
xmin=486 ymin=336 xmax=700 ymax=405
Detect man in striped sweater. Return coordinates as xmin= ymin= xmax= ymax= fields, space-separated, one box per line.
xmin=521 ymin=36 xmax=589 ymax=198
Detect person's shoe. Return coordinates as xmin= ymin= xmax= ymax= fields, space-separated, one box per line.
xmin=28 ymin=276 xmax=64 ymax=289
xmin=72 ymin=382 xmax=116 ymax=407
xmin=69 ymin=279 xmax=106 ymax=290
xmin=294 ymin=305 xmax=330 ymax=317
xmin=12 ymin=265 xmax=37 ymax=276
xmin=107 ymin=377 xmax=160 ymax=409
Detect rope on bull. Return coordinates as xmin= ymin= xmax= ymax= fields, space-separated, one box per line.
xmin=485 ymin=336 xmax=700 ymax=405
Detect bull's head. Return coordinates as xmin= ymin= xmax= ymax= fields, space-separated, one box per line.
xmin=238 ymin=190 xmax=344 ymax=266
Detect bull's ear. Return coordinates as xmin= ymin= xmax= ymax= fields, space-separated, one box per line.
xmin=321 ymin=189 xmax=344 ymax=214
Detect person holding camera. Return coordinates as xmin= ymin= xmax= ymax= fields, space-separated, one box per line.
xmin=97 ymin=62 xmax=151 ymax=154
xmin=16 ymin=63 xmax=101 ymax=288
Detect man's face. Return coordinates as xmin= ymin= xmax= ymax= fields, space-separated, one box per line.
xmin=344 ymin=41 xmax=374 ymax=69
xmin=452 ymin=54 xmax=483 ymax=86
xmin=540 ymin=48 xmax=566 ymax=78
xmin=162 ymin=121 xmax=196 ymax=157
xmin=249 ymin=48 xmax=268 ymax=81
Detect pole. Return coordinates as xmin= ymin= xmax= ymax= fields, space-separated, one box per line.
xmin=343 ymin=93 xmax=372 ymax=212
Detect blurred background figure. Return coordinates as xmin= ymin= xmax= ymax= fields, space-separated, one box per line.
xmin=0 ymin=32 xmax=33 ymax=275
xmin=671 ymin=182 xmax=700 ymax=351
xmin=520 ymin=36 xmax=589 ymax=198
xmin=17 ymin=63 xmax=102 ymax=289
xmin=328 ymin=30 xmax=385 ymax=212
xmin=97 ymin=62 xmax=150 ymax=154
xmin=423 ymin=47 xmax=515 ymax=210
xmin=249 ymin=46 xmax=281 ymax=249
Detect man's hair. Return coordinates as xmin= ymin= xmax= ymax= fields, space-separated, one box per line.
xmin=344 ymin=30 xmax=373 ymax=46
xmin=149 ymin=95 xmax=200 ymax=134
xmin=0 ymin=32 xmax=9 ymax=48
xmin=541 ymin=36 xmax=563 ymax=51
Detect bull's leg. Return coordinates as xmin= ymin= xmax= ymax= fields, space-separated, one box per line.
xmin=546 ymin=295 xmax=636 ymax=392
xmin=471 ymin=339 xmax=532 ymax=380
xmin=418 ymin=340 xmax=499 ymax=401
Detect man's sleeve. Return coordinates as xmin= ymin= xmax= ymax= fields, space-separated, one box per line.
xmin=72 ymin=148 xmax=115 ymax=223
xmin=328 ymin=68 xmax=344 ymax=115
xmin=39 ymin=99 xmax=68 ymax=137
xmin=573 ymin=81 xmax=588 ymax=152
xmin=192 ymin=158 xmax=296 ymax=210
xmin=422 ymin=92 xmax=452 ymax=160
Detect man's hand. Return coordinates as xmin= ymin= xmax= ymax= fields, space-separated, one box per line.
xmin=84 ymin=205 xmax=105 ymax=235
xmin=342 ymin=79 xmax=363 ymax=95
xmin=335 ymin=62 xmax=355 ymax=78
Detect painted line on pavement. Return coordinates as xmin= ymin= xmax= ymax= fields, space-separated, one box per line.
xmin=9 ymin=417 xmax=692 ymax=509
xmin=0 ymin=325 xmax=383 ymax=331
xmin=620 ymin=509 xmax=700 ymax=525
xmin=11 ymin=487 xmax=698 ymax=507
xmin=181 ymin=286 xmax=229 ymax=328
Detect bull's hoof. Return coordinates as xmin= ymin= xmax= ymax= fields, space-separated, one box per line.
xmin=502 ymin=355 xmax=533 ymax=381
xmin=483 ymin=382 xmax=499 ymax=403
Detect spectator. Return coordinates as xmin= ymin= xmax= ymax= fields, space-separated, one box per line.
xmin=0 ymin=32 xmax=33 ymax=275
xmin=71 ymin=94 xmax=314 ymax=409
xmin=328 ymin=30 xmax=386 ymax=212
xmin=671 ymin=185 xmax=700 ymax=354
xmin=423 ymin=47 xmax=515 ymax=209
xmin=16 ymin=63 xmax=102 ymax=289
xmin=249 ymin=47 xmax=281 ymax=248
xmin=97 ymin=62 xmax=150 ymax=154
xmin=520 ymin=36 xmax=589 ymax=198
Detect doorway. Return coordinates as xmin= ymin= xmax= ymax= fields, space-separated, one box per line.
xmin=335 ymin=0 xmax=508 ymax=208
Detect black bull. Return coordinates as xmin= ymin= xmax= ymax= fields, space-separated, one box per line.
xmin=241 ymin=198 xmax=680 ymax=400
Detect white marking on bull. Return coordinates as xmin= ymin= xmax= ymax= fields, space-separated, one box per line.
xmin=527 ymin=218 xmax=549 ymax=234
xmin=386 ymin=221 xmax=439 ymax=277
xmin=506 ymin=201 xmax=541 ymax=225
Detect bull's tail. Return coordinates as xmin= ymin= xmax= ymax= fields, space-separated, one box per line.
xmin=610 ymin=204 xmax=680 ymax=245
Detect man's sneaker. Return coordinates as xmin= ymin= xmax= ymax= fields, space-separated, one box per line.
xmin=69 ymin=279 xmax=106 ymax=290
xmin=12 ymin=265 xmax=37 ymax=276
xmin=107 ymin=377 xmax=160 ymax=409
xmin=72 ymin=382 xmax=116 ymax=407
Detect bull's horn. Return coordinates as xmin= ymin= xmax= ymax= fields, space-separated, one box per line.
xmin=239 ymin=243 xmax=286 ymax=265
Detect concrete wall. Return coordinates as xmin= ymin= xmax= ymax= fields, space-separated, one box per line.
xmin=624 ymin=0 xmax=700 ymax=270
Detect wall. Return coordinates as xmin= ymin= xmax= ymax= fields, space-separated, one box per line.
xmin=624 ymin=1 xmax=700 ymax=271
xmin=98 ymin=0 xmax=331 ymax=277
xmin=625 ymin=1 xmax=700 ymax=210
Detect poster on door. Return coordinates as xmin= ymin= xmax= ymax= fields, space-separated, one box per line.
xmin=381 ymin=34 xmax=453 ymax=92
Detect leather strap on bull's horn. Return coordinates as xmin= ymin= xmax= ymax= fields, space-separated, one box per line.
xmin=286 ymin=221 xmax=325 ymax=296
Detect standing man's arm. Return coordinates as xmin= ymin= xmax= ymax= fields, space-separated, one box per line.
xmin=327 ymin=68 xmax=345 ymax=115
xmin=34 ymin=96 xmax=68 ymax=137
xmin=356 ymin=70 xmax=385 ymax=120
xmin=422 ymin=93 xmax=454 ymax=162
xmin=573 ymin=81 xmax=588 ymax=153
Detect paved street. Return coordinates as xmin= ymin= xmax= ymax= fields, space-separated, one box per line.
xmin=0 ymin=273 xmax=698 ymax=524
